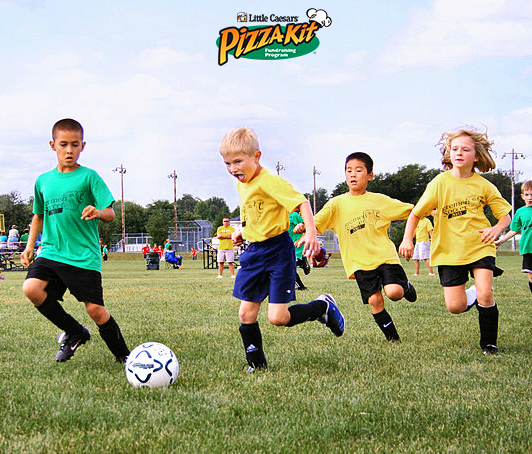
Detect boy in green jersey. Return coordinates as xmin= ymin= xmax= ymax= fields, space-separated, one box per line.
xmin=21 ymin=119 xmax=129 ymax=363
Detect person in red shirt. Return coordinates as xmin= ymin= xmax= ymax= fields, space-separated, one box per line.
xmin=141 ymin=243 xmax=150 ymax=258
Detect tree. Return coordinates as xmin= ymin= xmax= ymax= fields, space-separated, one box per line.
xmin=0 ymin=191 xmax=33 ymax=233
xmin=177 ymin=194 xmax=200 ymax=221
xmin=193 ymin=197 xmax=230 ymax=223
xmin=146 ymin=209 xmax=172 ymax=245
xmin=303 ymin=187 xmax=329 ymax=213
xmin=331 ymin=182 xmax=348 ymax=197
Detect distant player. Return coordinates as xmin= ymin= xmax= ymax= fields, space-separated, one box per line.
xmin=220 ymin=127 xmax=345 ymax=372
xmin=21 ymin=118 xmax=130 ymax=363
xmin=496 ymin=180 xmax=532 ymax=294
xmin=400 ymin=127 xmax=511 ymax=355
xmin=412 ymin=215 xmax=435 ymax=276
xmin=216 ymin=217 xmax=236 ymax=278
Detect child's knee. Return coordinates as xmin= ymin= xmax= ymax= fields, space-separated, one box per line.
xmin=384 ymin=284 xmax=403 ymax=301
xmin=22 ymin=279 xmax=45 ymax=305
xmin=268 ymin=313 xmax=289 ymax=326
xmin=445 ymin=298 xmax=466 ymax=314
xmin=85 ymin=303 xmax=109 ymax=324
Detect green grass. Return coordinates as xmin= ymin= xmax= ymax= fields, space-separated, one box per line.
xmin=1 ymin=254 xmax=531 ymax=453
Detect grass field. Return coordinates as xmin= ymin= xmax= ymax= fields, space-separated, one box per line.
xmin=1 ymin=254 xmax=531 ymax=453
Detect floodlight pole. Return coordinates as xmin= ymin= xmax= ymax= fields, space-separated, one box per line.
xmin=168 ymin=170 xmax=178 ymax=240
xmin=113 ymin=165 xmax=126 ymax=253
xmin=313 ymin=166 xmax=321 ymax=214
xmin=502 ymin=149 xmax=525 ymax=251
xmin=276 ymin=161 xmax=285 ymax=175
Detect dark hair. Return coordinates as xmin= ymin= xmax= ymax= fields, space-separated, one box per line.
xmin=345 ymin=152 xmax=373 ymax=173
xmin=52 ymin=118 xmax=84 ymax=140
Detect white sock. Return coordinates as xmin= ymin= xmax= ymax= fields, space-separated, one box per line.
xmin=466 ymin=285 xmax=477 ymax=307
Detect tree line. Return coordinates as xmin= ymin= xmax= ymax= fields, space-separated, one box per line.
xmin=1 ymin=164 xmax=521 ymax=248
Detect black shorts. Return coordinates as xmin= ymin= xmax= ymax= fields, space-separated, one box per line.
xmin=437 ymin=256 xmax=497 ymax=287
xmin=26 ymin=257 xmax=104 ymax=305
xmin=354 ymin=263 xmax=408 ymax=304
xmin=522 ymin=253 xmax=532 ymax=273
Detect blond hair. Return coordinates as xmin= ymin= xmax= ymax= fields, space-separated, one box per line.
xmin=522 ymin=180 xmax=532 ymax=193
xmin=220 ymin=127 xmax=259 ymax=157
xmin=438 ymin=127 xmax=496 ymax=172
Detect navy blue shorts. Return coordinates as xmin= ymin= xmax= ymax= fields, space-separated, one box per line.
xmin=233 ymin=232 xmax=296 ymax=304
xmin=26 ymin=257 xmax=105 ymax=305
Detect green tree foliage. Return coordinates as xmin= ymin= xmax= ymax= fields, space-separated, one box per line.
xmin=303 ymin=187 xmax=329 ymax=213
xmin=146 ymin=209 xmax=173 ymax=245
xmin=194 ymin=197 xmax=230 ymax=224
xmin=0 ymin=191 xmax=33 ymax=233
xmin=177 ymin=194 xmax=200 ymax=220
xmin=331 ymin=181 xmax=348 ymax=197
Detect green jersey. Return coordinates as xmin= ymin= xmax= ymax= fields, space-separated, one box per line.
xmin=33 ymin=166 xmax=114 ymax=272
xmin=510 ymin=205 xmax=532 ymax=255
xmin=288 ymin=211 xmax=304 ymax=260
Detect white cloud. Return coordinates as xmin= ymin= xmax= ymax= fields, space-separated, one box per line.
xmin=378 ymin=0 xmax=532 ymax=70
xmin=137 ymin=47 xmax=202 ymax=70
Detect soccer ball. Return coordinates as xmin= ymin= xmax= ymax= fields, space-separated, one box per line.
xmin=125 ymin=342 xmax=179 ymax=388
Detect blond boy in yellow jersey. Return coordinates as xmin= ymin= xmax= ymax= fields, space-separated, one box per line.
xmin=311 ymin=152 xmax=417 ymax=343
xmin=220 ymin=127 xmax=345 ymax=372
xmin=400 ymin=128 xmax=511 ymax=355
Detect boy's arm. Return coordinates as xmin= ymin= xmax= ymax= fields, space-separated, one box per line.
xmin=21 ymin=214 xmax=43 ymax=266
xmin=81 ymin=205 xmax=115 ymax=222
xmin=294 ymin=201 xmax=319 ymax=256
xmin=494 ymin=228 xmax=517 ymax=247
xmin=480 ymin=214 xmax=511 ymax=244
xmin=399 ymin=211 xmax=421 ymax=261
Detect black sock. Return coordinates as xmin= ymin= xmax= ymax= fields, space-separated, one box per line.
xmin=373 ymin=309 xmax=400 ymax=341
xmin=295 ymin=273 xmax=306 ymax=289
xmin=477 ymin=304 xmax=498 ymax=349
xmin=528 ymin=281 xmax=532 ymax=294
xmin=286 ymin=299 xmax=327 ymax=326
xmin=98 ymin=316 xmax=130 ymax=358
xmin=36 ymin=293 xmax=83 ymax=335
xmin=239 ymin=322 xmax=267 ymax=369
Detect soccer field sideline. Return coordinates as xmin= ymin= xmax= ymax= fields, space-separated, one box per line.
xmin=0 ymin=255 xmax=531 ymax=453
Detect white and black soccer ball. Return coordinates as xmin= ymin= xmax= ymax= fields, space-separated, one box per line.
xmin=125 ymin=342 xmax=179 ymax=388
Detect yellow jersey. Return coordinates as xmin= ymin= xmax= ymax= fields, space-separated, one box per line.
xmin=217 ymin=225 xmax=235 ymax=250
xmin=238 ymin=168 xmax=307 ymax=243
xmin=415 ymin=217 xmax=433 ymax=243
xmin=315 ymin=192 xmax=413 ymax=278
xmin=413 ymin=171 xmax=511 ymax=266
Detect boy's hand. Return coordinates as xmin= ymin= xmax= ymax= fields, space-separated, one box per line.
xmin=296 ymin=231 xmax=319 ymax=257
xmin=479 ymin=226 xmax=502 ymax=244
xmin=293 ymin=223 xmax=305 ymax=234
xmin=20 ymin=247 xmax=34 ymax=267
xmin=232 ymin=230 xmax=243 ymax=246
xmin=81 ymin=205 xmax=100 ymax=220
xmin=399 ymin=239 xmax=414 ymax=261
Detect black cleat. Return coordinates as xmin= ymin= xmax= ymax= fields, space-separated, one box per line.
xmin=482 ymin=344 xmax=499 ymax=356
xmin=56 ymin=326 xmax=91 ymax=362
xmin=403 ymin=282 xmax=417 ymax=302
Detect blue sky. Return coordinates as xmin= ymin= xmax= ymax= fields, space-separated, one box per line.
xmin=1 ymin=0 xmax=531 ymax=210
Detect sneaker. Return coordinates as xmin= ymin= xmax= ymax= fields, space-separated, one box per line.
xmin=413 ymin=273 xmax=418 ymax=276
xmin=482 ymin=344 xmax=499 ymax=356
xmin=216 ymin=275 xmax=223 ymax=279
xmin=231 ymin=275 xmax=236 ymax=279
xmin=56 ymin=326 xmax=91 ymax=362
xmin=428 ymin=273 xmax=435 ymax=276
xmin=403 ymin=282 xmax=417 ymax=302
xmin=317 ymin=294 xmax=345 ymax=337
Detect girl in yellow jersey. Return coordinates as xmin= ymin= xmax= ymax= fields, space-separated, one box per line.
xmin=400 ymin=128 xmax=511 ymax=355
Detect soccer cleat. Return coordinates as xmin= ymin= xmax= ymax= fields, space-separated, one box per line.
xmin=301 ymin=257 xmax=311 ymax=275
xmin=216 ymin=275 xmax=223 ymax=279
xmin=56 ymin=325 xmax=91 ymax=362
xmin=403 ymin=282 xmax=417 ymax=302
xmin=482 ymin=344 xmax=499 ymax=356
xmin=317 ymin=294 xmax=345 ymax=337
xmin=242 ymin=363 xmax=267 ymax=373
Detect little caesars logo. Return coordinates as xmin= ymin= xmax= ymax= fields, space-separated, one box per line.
xmin=217 ymin=8 xmax=331 ymax=66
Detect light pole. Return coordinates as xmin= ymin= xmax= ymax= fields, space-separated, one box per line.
xmin=502 ymin=149 xmax=525 ymax=251
xmin=168 ymin=170 xmax=178 ymax=241
xmin=113 ymin=165 xmax=126 ymax=253
xmin=313 ymin=166 xmax=321 ymax=214
xmin=276 ymin=161 xmax=285 ymax=175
